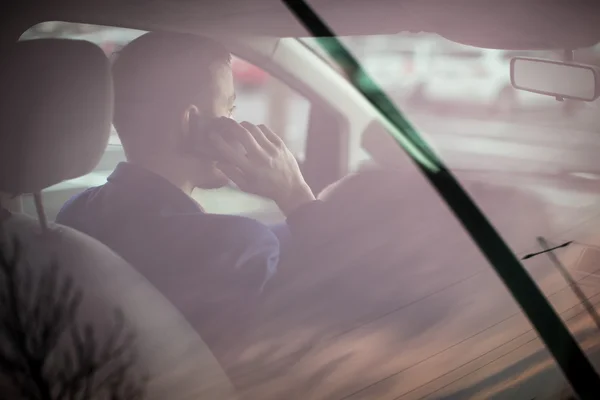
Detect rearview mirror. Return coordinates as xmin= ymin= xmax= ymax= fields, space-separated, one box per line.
xmin=510 ymin=57 xmax=600 ymax=101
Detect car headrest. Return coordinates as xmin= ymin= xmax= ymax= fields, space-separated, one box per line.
xmin=0 ymin=39 xmax=113 ymax=194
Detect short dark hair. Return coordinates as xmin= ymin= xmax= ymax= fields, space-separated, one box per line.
xmin=111 ymin=31 xmax=231 ymax=155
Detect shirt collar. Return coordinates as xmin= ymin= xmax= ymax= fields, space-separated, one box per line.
xmin=107 ymin=162 xmax=202 ymax=214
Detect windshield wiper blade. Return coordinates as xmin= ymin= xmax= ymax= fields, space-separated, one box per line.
xmin=522 ymin=240 xmax=573 ymax=260
xmin=280 ymin=0 xmax=600 ymax=397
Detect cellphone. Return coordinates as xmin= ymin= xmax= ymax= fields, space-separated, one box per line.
xmin=183 ymin=113 xmax=247 ymax=162
xmin=183 ymin=113 xmax=222 ymax=161
xmin=184 ymin=111 xmax=211 ymax=156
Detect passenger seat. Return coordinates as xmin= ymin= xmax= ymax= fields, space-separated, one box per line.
xmin=0 ymin=38 xmax=237 ymax=399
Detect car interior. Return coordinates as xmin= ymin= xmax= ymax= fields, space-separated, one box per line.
xmin=3 ymin=0 xmax=600 ymax=399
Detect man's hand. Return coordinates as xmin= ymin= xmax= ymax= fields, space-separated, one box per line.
xmin=209 ymin=118 xmax=315 ymax=216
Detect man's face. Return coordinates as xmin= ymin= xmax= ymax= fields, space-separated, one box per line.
xmin=188 ymin=64 xmax=236 ymax=189
xmin=212 ymin=64 xmax=237 ymax=119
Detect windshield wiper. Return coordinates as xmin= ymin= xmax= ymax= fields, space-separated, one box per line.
xmin=281 ymin=0 xmax=600 ymax=398
xmin=522 ymin=240 xmax=573 ymax=260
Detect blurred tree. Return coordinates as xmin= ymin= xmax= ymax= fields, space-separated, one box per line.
xmin=0 ymin=238 xmax=146 ymax=400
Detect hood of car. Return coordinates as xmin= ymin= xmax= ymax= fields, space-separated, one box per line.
xmin=11 ymin=0 xmax=600 ymax=50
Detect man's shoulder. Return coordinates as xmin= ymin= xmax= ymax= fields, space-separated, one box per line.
xmin=55 ymin=185 xmax=104 ymax=225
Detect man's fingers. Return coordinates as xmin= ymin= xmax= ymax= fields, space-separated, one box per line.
xmin=257 ymin=124 xmax=285 ymax=148
xmin=240 ymin=121 xmax=278 ymax=154
xmin=215 ymin=162 xmax=248 ymax=190
xmin=218 ymin=118 xmax=266 ymax=158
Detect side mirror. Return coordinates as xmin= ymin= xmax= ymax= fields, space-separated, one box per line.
xmin=510 ymin=57 xmax=600 ymax=102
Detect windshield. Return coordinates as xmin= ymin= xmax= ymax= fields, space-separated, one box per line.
xmin=20 ymin=20 xmax=600 ymax=400
xmin=302 ymin=32 xmax=600 ymax=397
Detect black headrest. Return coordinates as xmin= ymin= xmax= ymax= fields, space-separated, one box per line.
xmin=0 ymin=39 xmax=113 ymax=194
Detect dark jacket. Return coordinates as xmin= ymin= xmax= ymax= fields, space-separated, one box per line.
xmin=56 ymin=162 xmax=320 ymax=366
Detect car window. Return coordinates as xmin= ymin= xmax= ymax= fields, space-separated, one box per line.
xmin=20 ymin=22 xmax=310 ymax=223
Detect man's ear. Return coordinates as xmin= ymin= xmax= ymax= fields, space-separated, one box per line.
xmin=180 ymin=104 xmax=200 ymax=138
xmin=174 ymin=104 xmax=200 ymax=156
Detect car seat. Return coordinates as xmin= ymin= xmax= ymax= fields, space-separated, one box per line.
xmin=0 ymin=38 xmax=237 ymax=399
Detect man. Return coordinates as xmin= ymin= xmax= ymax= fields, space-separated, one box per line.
xmin=56 ymin=32 xmax=321 ymax=369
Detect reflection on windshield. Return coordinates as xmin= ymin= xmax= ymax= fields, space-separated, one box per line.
xmin=20 ymin=20 xmax=600 ymax=400
xmin=304 ymin=30 xmax=600 ymax=399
